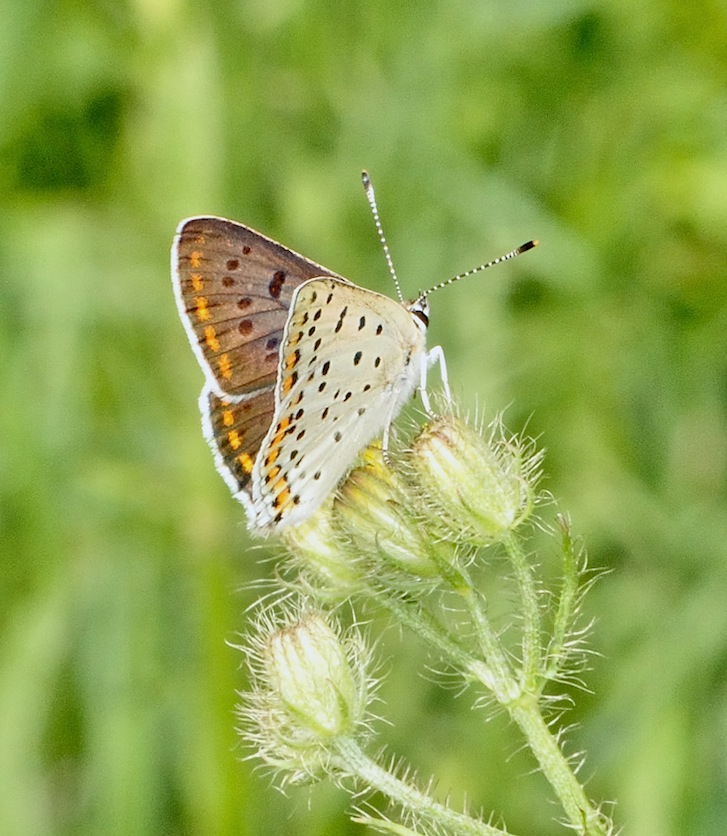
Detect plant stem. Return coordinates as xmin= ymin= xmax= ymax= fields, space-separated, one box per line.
xmin=334 ymin=736 xmax=516 ymax=836
xmin=375 ymin=592 xmax=505 ymax=694
xmin=374 ymin=591 xmax=472 ymax=666
xmin=377 ymin=582 xmax=609 ymax=834
xmin=508 ymin=694 xmax=608 ymax=835
xmin=544 ymin=515 xmax=580 ymax=682
xmin=502 ymin=532 xmax=542 ymax=690
xmin=455 ymin=579 xmax=520 ymax=704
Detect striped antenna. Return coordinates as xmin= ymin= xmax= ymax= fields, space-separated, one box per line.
xmin=414 ymin=239 xmax=539 ymax=305
xmin=362 ymin=170 xmax=404 ymax=302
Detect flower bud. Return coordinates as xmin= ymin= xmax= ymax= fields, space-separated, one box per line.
xmin=283 ymin=502 xmax=365 ymax=598
xmin=410 ymin=415 xmax=538 ymax=545
xmin=241 ymin=609 xmax=372 ymax=784
xmin=264 ymin=614 xmax=361 ymax=739
xmin=334 ymin=445 xmax=443 ymax=577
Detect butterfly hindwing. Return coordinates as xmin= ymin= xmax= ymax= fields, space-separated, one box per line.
xmin=201 ymin=386 xmax=276 ymax=506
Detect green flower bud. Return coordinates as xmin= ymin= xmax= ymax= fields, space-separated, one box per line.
xmin=410 ymin=415 xmax=538 ymax=545
xmin=265 ymin=614 xmax=361 ymax=739
xmin=283 ymin=502 xmax=365 ymax=598
xmin=241 ymin=608 xmax=372 ymax=785
xmin=334 ymin=445 xmax=443 ymax=577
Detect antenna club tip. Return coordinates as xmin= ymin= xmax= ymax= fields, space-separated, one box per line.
xmin=519 ymin=239 xmax=539 ymax=253
xmin=361 ymin=170 xmax=371 ymax=187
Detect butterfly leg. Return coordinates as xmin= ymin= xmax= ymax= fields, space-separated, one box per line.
xmin=419 ymin=345 xmax=451 ymax=415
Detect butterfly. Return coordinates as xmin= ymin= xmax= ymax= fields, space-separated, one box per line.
xmin=172 ymin=174 xmax=536 ymax=533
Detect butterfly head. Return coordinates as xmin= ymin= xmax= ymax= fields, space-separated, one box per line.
xmin=406 ymin=295 xmax=430 ymax=332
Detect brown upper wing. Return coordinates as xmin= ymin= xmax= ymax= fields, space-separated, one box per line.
xmin=172 ymin=216 xmax=346 ymax=397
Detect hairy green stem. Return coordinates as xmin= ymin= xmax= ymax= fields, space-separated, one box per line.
xmin=334 ymin=735 xmax=515 ymax=836
xmin=544 ymin=516 xmax=580 ymax=683
xmin=375 ymin=591 xmax=507 ymax=694
xmin=502 ymin=532 xmax=542 ymax=690
xmin=377 ymin=582 xmax=606 ymax=834
xmin=508 ymin=695 xmax=608 ymax=835
xmin=455 ymin=579 xmax=520 ymax=704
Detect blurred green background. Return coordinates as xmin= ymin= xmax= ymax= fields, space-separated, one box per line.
xmin=2 ymin=0 xmax=726 ymax=833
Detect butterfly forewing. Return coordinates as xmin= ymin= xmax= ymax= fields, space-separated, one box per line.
xmin=173 ymin=217 xmax=346 ymax=397
xmin=250 ymin=277 xmax=427 ymax=528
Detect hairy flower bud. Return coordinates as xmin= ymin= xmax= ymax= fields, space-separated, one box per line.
xmin=283 ymin=502 xmax=365 ymax=598
xmin=334 ymin=445 xmax=444 ymax=577
xmin=410 ymin=415 xmax=539 ymax=545
xmin=266 ymin=614 xmax=359 ymax=737
xmin=240 ymin=608 xmax=372 ymax=784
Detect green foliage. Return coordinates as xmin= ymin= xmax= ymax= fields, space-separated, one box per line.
xmin=1 ymin=0 xmax=726 ymax=833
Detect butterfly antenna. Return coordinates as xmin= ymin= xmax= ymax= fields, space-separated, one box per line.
xmin=415 ymin=239 xmax=539 ymax=305
xmin=362 ymin=170 xmax=404 ymax=301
